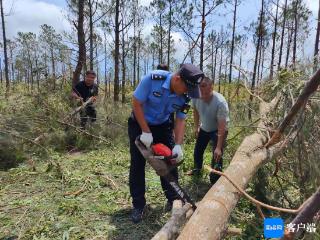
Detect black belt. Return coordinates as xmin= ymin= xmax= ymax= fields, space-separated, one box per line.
xmin=130 ymin=112 xmax=171 ymax=127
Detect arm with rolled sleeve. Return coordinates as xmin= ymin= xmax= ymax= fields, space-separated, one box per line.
xmin=214 ymin=101 xmax=229 ymax=161
xmin=174 ymin=115 xmax=186 ymax=145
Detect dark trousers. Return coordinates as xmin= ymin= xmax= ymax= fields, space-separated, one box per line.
xmin=80 ymin=105 xmax=96 ymax=128
xmin=193 ymin=128 xmax=227 ymax=181
xmin=128 ymin=117 xmax=179 ymax=209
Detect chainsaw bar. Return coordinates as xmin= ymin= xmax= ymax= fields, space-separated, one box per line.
xmin=135 ymin=138 xmax=197 ymax=210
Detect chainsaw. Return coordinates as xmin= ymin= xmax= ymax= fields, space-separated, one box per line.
xmin=135 ymin=138 xmax=197 ymax=210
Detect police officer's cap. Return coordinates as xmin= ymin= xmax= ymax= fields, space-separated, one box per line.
xmin=178 ymin=63 xmax=204 ymax=98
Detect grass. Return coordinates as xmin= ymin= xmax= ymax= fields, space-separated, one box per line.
xmin=0 ymin=142 xmax=220 ymax=239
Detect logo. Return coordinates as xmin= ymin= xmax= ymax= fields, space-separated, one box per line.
xmin=153 ymin=91 xmax=162 ymax=97
xmin=264 ymin=218 xmax=284 ymax=238
xmin=172 ymin=104 xmax=182 ymax=110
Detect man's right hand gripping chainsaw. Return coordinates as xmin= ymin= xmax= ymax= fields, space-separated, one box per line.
xmin=135 ymin=138 xmax=197 ymax=210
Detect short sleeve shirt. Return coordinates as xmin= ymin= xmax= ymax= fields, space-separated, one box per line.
xmin=133 ymin=70 xmax=188 ymax=125
xmin=192 ymin=91 xmax=229 ymax=132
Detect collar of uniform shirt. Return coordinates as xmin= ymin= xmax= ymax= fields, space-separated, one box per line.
xmin=162 ymin=73 xmax=177 ymax=97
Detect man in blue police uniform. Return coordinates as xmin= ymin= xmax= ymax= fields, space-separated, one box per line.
xmin=128 ymin=64 xmax=204 ymax=223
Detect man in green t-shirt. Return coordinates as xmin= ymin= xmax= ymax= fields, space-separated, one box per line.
xmin=186 ymin=77 xmax=229 ymax=184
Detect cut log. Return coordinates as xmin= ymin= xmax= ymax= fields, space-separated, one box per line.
xmin=152 ymin=200 xmax=193 ymax=240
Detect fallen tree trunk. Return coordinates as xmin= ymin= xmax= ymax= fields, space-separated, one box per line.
xmin=152 ymin=201 xmax=193 ymax=240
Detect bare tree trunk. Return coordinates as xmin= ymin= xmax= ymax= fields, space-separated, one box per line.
xmin=223 ymin=56 xmax=228 ymax=97
xmin=72 ymin=0 xmax=85 ymax=87
xmin=229 ymin=0 xmax=238 ymax=84
xmin=292 ymin=0 xmax=299 ymax=69
xmin=278 ymin=0 xmax=288 ymax=71
xmin=313 ymin=0 xmax=320 ymax=73
xmin=257 ymin=40 xmax=262 ymax=85
xmin=159 ymin=13 xmax=163 ymax=64
xmin=167 ymin=0 xmax=172 ymax=68
xmin=89 ymin=0 xmax=94 ymax=70
xmin=236 ymin=52 xmax=242 ymax=98
xmin=35 ymin=58 xmax=40 ymax=92
xmin=50 ymin=47 xmax=56 ymax=89
xmin=121 ymin=18 xmax=126 ymax=104
xmin=104 ymin=32 xmax=108 ymax=92
xmin=199 ymin=0 xmax=206 ymax=71
xmin=269 ymin=0 xmax=279 ymax=80
xmin=133 ymin=17 xmax=137 ymax=87
xmin=249 ymin=0 xmax=264 ymax=120
xmin=114 ymin=0 xmax=120 ymax=101
xmin=218 ymin=47 xmax=223 ymax=93
xmin=30 ymin=63 xmax=34 ymax=92
xmin=213 ymin=46 xmax=218 ymax=85
xmin=137 ymin=31 xmax=141 ymax=83
xmin=260 ymin=45 xmax=265 ymax=83
xmin=285 ymin=21 xmax=294 ymax=69
xmin=10 ymin=44 xmax=14 ymax=83
xmin=96 ymin=44 xmax=99 ymax=85
xmin=0 ymin=0 xmax=9 ymax=97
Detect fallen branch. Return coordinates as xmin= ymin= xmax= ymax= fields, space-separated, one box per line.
xmin=57 ymin=120 xmax=111 ymax=145
xmin=68 ymin=97 xmax=94 ymax=119
xmin=265 ymin=68 xmax=320 ymax=148
xmin=205 ymin=166 xmax=300 ymax=214
xmin=152 ymin=200 xmax=193 ymax=240
xmin=63 ymin=181 xmax=87 ymax=197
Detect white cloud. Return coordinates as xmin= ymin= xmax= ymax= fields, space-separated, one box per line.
xmin=140 ymin=0 xmax=152 ymax=7
xmin=306 ymin=0 xmax=318 ymax=14
xmin=4 ymin=0 xmax=70 ymax=39
xmin=171 ymin=32 xmax=188 ymax=62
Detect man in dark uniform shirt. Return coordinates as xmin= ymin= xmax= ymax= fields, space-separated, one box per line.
xmin=72 ymin=70 xmax=99 ymax=128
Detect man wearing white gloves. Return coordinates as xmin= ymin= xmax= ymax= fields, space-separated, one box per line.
xmin=128 ymin=64 xmax=204 ymax=223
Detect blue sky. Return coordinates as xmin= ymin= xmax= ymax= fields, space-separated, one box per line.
xmin=3 ymin=0 xmax=319 ymax=64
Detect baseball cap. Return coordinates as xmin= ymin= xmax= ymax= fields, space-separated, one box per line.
xmin=178 ymin=64 xmax=204 ymax=98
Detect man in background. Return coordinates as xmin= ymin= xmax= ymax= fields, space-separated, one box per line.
xmin=187 ymin=77 xmax=229 ymax=184
xmin=71 ymin=70 xmax=99 ymax=128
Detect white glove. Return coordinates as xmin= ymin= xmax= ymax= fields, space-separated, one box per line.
xmin=172 ymin=144 xmax=183 ymax=163
xmin=140 ymin=132 xmax=153 ymax=148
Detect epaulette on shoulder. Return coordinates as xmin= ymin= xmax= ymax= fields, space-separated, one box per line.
xmin=151 ymin=73 xmax=166 ymax=81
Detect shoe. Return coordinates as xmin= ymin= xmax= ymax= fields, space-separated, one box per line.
xmin=165 ymin=201 xmax=173 ymax=212
xmin=131 ymin=207 xmax=144 ymax=223
xmin=186 ymin=168 xmax=201 ymax=176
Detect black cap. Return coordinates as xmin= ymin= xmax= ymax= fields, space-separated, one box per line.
xmin=178 ymin=64 xmax=204 ymax=98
